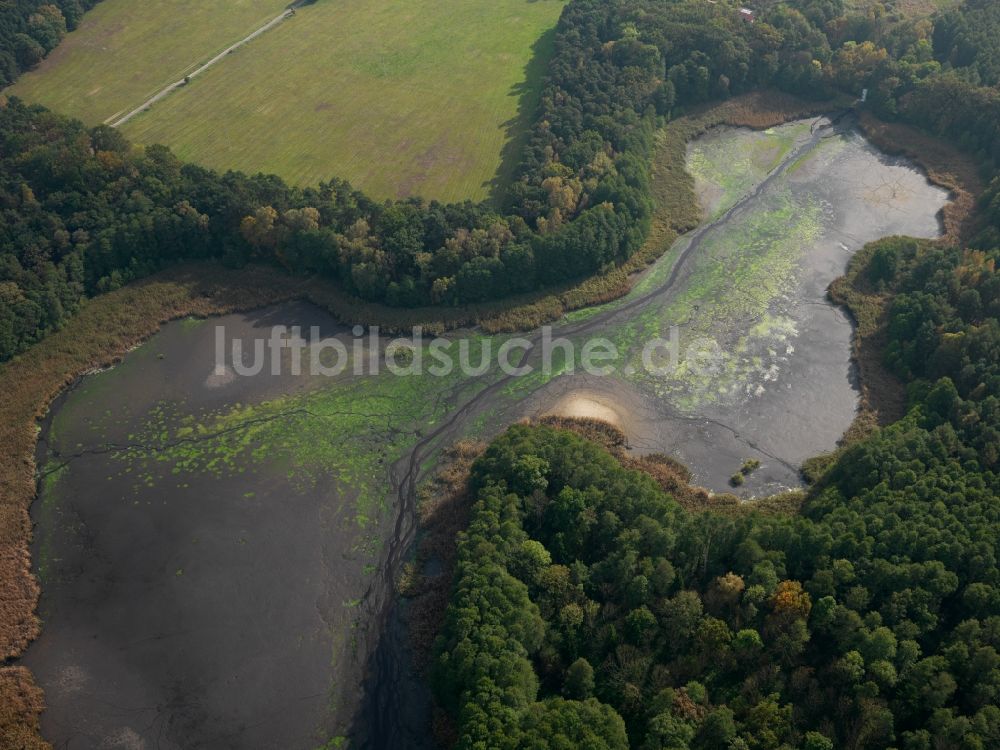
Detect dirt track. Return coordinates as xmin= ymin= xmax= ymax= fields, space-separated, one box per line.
xmin=109 ymin=3 xmax=302 ymax=127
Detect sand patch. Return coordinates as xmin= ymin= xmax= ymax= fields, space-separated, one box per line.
xmin=54 ymin=664 xmax=87 ymax=694
xmin=694 ymin=175 xmax=724 ymax=219
xmin=101 ymin=726 xmax=145 ymax=749
xmin=204 ymin=363 xmax=236 ymax=388
xmin=544 ymin=393 xmax=624 ymax=431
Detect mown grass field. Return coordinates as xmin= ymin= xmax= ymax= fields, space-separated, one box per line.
xmin=7 ymin=0 xmax=292 ymax=125
xmin=11 ymin=0 xmax=565 ymax=202
xmin=122 ymin=0 xmax=563 ymax=201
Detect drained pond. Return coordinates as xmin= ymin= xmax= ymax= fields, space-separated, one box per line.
xmin=23 ymin=116 xmax=950 ymax=747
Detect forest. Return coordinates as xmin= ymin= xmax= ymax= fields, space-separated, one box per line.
xmin=432 ymin=233 xmax=1000 ymax=748
xmin=3 ymin=0 xmax=998 ymax=361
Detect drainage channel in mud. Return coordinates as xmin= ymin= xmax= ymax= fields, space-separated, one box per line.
xmin=23 ymin=115 xmax=950 ymax=749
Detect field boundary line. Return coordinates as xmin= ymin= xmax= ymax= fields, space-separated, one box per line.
xmin=108 ymin=1 xmax=307 ymax=128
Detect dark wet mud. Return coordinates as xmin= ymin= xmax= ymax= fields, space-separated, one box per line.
xmin=23 ymin=115 xmax=950 ymax=749
xmin=27 ymin=304 xmax=379 ymax=749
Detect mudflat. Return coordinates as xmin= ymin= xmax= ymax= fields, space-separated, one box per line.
xmin=24 ymin=117 xmax=951 ymax=748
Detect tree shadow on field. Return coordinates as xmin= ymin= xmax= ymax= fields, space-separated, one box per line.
xmin=485 ymin=24 xmax=558 ymax=209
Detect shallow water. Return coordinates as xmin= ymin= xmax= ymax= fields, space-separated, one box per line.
xmin=28 ymin=304 xmax=366 ymax=748
xmin=23 ymin=115 xmax=950 ymax=748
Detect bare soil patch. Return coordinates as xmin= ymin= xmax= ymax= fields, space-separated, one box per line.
xmin=857 ymin=111 xmax=984 ymax=244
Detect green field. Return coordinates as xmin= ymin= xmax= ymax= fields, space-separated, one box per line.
xmin=8 ymin=0 xmax=292 ymax=124
xmin=10 ymin=0 xmax=564 ymax=202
